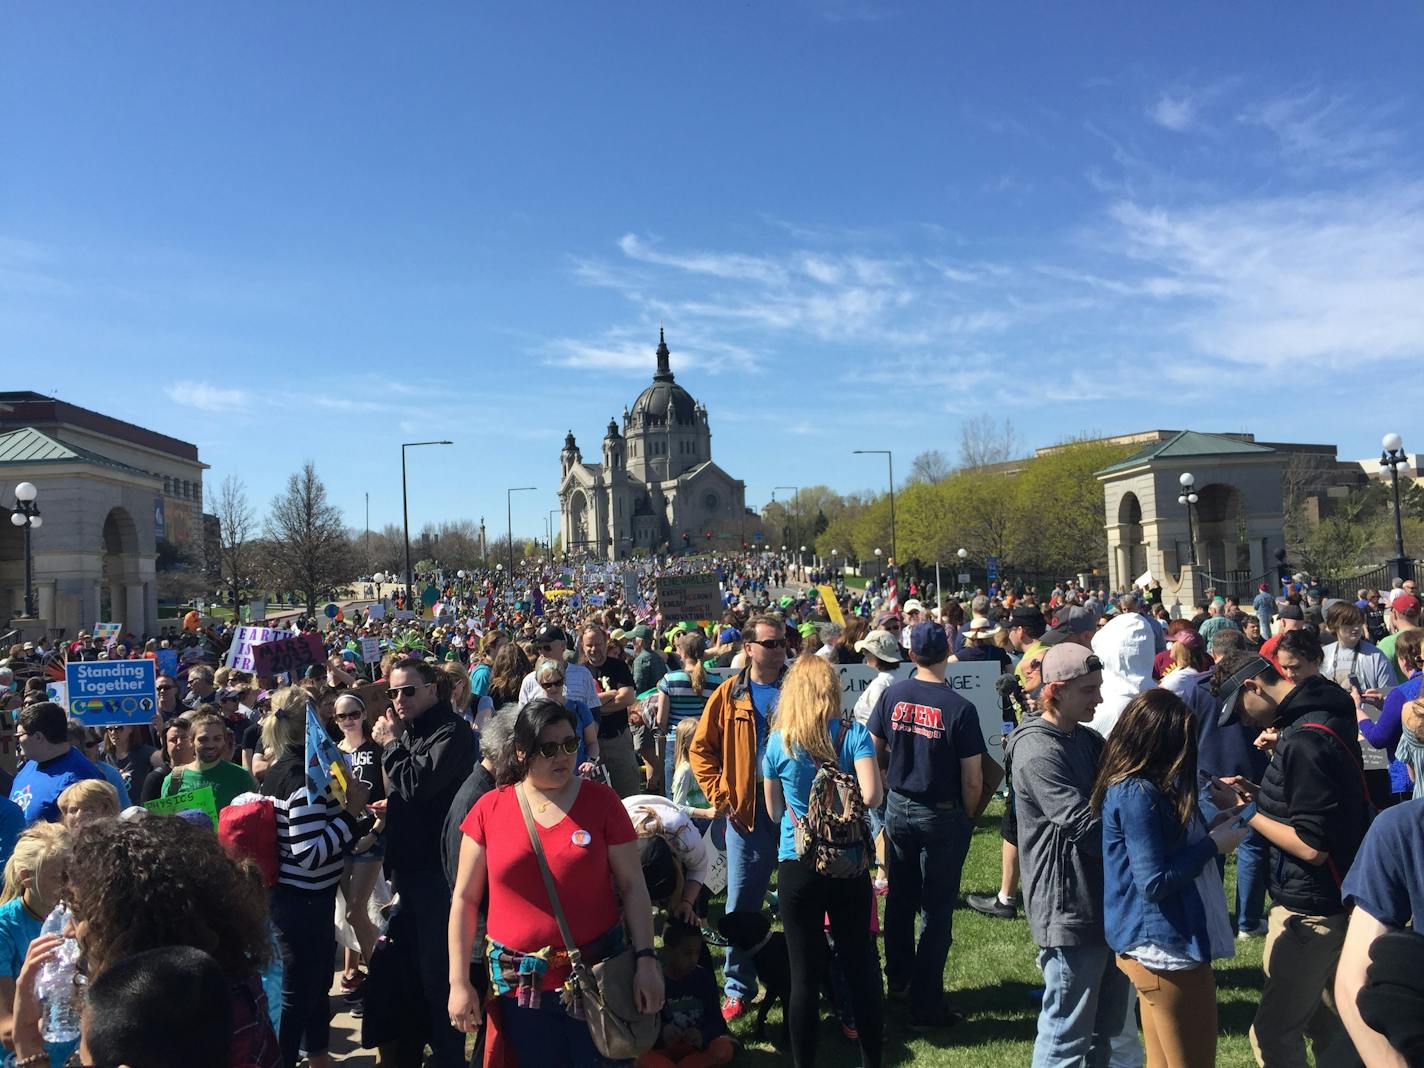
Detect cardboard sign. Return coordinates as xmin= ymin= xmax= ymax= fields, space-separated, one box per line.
xmin=226 ymin=625 xmax=286 ymax=672
xmin=354 ymin=679 xmax=392 ymax=719
xmin=702 ymin=829 xmax=728 ymax=895
xmin=359 ymin=637 xmax=381 ymax=664
xmin=251 ymin=633 xmax=326 ymax=677
xmin=155 ymin=649 xmax=179 ymax=679
xmin=144 ymin=785 xmax=219 ymax=827
xmin=816 ymin=585 xmax=845 ymax=627
xmin=66 ymin=659 xmax=157 ymax=727
xmin=656 ymin=574 xmax=721 ymax=621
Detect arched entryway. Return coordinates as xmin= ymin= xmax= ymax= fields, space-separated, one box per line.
xmin=100 ymin=507 xmax=141 ymax=625
xmin=1117 ymin=492 xmax=1147 ymax=582
xmin=1195 ymin=483 xmax=1249 ymax=576
xmin=566 ymin=490 xmax=591 ymax=554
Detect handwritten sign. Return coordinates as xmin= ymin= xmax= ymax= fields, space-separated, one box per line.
xmin=656 ymin=573 xmax=722 ymax=621
xmin=144 ymin=785 xmax=219 ymax=827
xmin=365 ymin=602 xmax=386 ymax=620
xmin=251 ymin=633 xmax=326 ymax=677
xmin=359 ymin=637 xmax=381 ymax=664
xmin=226 ymin=625 xmax=285 ymax=672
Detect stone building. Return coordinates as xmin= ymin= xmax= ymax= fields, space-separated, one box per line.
xmin=558 ymin=330 xmax=747 ymax=560
xmin=0 ymin=393 xmax=210 ymax=637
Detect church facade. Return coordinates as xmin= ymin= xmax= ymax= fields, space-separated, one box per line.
xmin=558 ymin=330 xmax=747 ymax=560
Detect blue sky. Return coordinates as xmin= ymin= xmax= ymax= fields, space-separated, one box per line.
xmin=3 ymin=3 xmax=1422 ymax=539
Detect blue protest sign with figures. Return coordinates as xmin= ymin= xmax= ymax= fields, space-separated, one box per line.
xmin=66 ymin=659 xmax=157 ymax=727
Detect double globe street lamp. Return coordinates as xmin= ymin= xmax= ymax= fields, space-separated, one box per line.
xmin=10 ymin=482 xmax=42 ymax=619
xmin=1178 ymin=473 xmax=1200 ymax=567
xmin=1381 ymin=433 xmax=1412 ymax=581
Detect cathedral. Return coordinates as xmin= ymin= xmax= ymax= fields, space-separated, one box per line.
xmin=558 ymin=330 xmax=748 ymax=560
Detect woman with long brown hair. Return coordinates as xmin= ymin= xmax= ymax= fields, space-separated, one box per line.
xmin=1091 ymin=689 xmax=1247 ymax=1068
xmin=486 ymin=642 xmax=532 ymax=715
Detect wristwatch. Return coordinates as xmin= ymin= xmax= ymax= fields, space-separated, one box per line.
xmin=635 ymin=948 xmax=657 ymax=961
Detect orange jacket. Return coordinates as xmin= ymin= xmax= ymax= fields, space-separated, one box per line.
xmin=689 ymin=665 xmax=783 ymax=831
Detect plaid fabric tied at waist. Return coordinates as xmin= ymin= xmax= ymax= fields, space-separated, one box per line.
xmin=485 ymin=924 xmax=624 ymax=1014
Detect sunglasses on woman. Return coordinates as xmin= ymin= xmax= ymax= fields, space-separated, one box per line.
xmin=535 ymin=738 xmax=580 ymax=758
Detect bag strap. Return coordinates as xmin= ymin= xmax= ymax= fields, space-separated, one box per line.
xmin=1298 ymin=722 xmax=1372 ymax=804
xmin=515 ymin=785 xmax=584 ymax=968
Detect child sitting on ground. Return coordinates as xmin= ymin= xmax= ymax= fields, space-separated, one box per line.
xmin=636 ymin=920 xmax=734 ymax=1068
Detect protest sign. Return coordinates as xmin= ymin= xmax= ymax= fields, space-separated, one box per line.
xmin=246 ymin=600 xmax=268 ymax=622
xmin=365 ymin=602 xmax=386 ymax=620
xmin=45 ymin=681 xmax=66 ymax=707
xmin=226 ymin=625 xmax=285 ymax=671
xmin=94 ymin=622 xmax=121 ymax=642
xmin=816 ymin=585 xmax=845 ymax=627
xmin=392 ymin=609 xmax=416 ymax=621
xmin=359 ymin=637 xmax=381 ymax=664
xmin=66 ymin=659 xmax=157 ymax=728
xmin=155 ymin=649 xmax=179 ymax=678
xmin=144 ymin=785 xmax=218 ymax=828
xmin=355 ymin=679 xmax=392 ymax=719
xmin=324 ymin=603 xmax=339 ymax=619
xmin=656 ymin=573 xmax=721 ymax=621
xmin=252 ymin=633 xmax=326 ymax=677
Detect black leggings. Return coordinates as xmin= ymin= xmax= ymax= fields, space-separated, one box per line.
xmin=777 ymin=859 xmax=883 ymax=1068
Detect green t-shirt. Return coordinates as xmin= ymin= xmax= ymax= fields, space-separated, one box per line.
xmin=162 ymin=761 xmax=257 ymax=811
xmin=1378 ymin=632 xmax=1407 ymax=684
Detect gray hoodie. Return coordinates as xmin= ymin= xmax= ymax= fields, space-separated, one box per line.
xmin=1005 ymin=716 xmax=1106 ymax=948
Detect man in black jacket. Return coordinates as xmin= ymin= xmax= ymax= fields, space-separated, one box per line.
xmin=1210 ymin=650 xmax=1371 ymax=1068
xmin=366 ymin=657 xmax=477 ymax=1067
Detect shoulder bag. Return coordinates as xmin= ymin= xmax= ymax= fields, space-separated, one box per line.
xmin=515 ymin=785 xmax=658 ymax=1059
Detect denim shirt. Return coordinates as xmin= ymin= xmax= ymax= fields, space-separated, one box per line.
xmin=1102 ymin=778 xmax=1219 ymax=962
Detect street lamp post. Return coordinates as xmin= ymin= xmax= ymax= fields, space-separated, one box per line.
xmin=506 ymin=486 xmax=536 ymax=577
xmin=401 ymin=440 xmax=453 ymax=609
xmin=10 ymin=482 xmax=42 ymax=618
xmin=1381 ymin=433 xmax=1411 ymax=581
xmin=853 ymin=450 xmax=896 ymax=568
xmin=1177 ymin=473 xmax=1200 ymax=568
xmin=957 ymin=546 xmax=968 ymax=593
xmin=773 ymin=486 xmax=800 ymax=549
xmin=874 ymin=546 xmax=884 ymax=582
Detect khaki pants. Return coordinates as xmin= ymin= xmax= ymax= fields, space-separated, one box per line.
xmin=1250 ymin=906 xmax=1360 ymax=1068
xmin=1116 ymin=956 xmax=1216 ymax=1068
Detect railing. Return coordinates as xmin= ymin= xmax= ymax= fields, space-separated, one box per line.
xmin=1317 ymin=562 xmax=1414 ymax=600
xmin=1198 ymin=569 xmax=1266 ymax=600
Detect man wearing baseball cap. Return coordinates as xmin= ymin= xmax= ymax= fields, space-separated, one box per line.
xmin=1005 ymin=644 xmax=1130 ymax=1065
xmin=1376 ymin=592 xmax=1421 ymax=684
xmin=1207 ymin=649 xmax=1371 ymax=1066
xmin=867 ymin=621 xmax=986 ymax=1030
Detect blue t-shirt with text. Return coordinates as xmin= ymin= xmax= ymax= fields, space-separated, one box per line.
xmin=866 ymin=676 xmax=987 ymax=807
xmin=762 ymin=717 xmax=876 ymax=863
xmin=9 ymin=748 xmax=106 ymax=825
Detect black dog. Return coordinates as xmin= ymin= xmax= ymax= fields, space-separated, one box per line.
xmin=717 ymin=910 xmax=791 ymax=1041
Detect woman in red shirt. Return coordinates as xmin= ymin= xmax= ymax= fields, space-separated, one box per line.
xmin=448 ymin=698 xmax=664 ymax=1064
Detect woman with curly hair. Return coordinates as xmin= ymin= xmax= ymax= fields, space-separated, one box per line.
xmin=62 ymin=815 xmax=281 ymax=1068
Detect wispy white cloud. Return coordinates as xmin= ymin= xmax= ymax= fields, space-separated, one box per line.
xmin=164 ymin=381 xmax=252 ymax=412
xmin=1149 ymin=92 xmax=1197 ymax=132
xmin=1237 ymin=88 xmax=1401 ymax=172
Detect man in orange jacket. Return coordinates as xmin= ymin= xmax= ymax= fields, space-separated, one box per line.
xmin=690 ymin=613 xmax=788 ymax=1021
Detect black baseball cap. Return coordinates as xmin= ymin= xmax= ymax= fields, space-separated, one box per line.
xmin=533 ymin=625 xmax=566 ymax=645
xmin=1216 ymin=655 xmax=1273 ymax=727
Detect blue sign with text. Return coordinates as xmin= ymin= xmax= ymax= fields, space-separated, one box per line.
xmin=66 ymin=659 xmax=157 ymax=728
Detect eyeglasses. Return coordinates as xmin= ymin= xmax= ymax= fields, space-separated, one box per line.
xmin=540 ymin=680 xmax=564 ymax=690
xmin=335 ymin=711 xmax=363 ymax=722
xmin=156 ymin=685 xmax=176 ymax=693
xmin=747 ymin=638 xmax=787 ymax=649
xmin=386 ymin=684 xmax=428 ymax=699
xmin=535 ymin=738 xmax=580 ymax=758
xmin=536 ymin=643 xmax=556 ymax=652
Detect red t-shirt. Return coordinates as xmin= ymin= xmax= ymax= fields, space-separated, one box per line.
xmin=462 ymin=780 xmax=635 ymax=985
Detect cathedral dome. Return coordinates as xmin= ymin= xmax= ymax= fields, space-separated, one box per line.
xmin=629 ymin=329 xmax=699 ymax=427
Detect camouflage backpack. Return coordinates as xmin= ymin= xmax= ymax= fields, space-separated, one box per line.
xmin=792 ymin=759 xmax=871 ymax=879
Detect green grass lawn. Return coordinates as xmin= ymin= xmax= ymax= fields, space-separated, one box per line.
xmin=716 ymin=800 xmax=1266 ymax=1066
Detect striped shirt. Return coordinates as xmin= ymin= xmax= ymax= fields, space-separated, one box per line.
xmin=657 ymin=670 xmax=710 ymax=728
xmin=260 ymin=752 xmax=357 ymax=892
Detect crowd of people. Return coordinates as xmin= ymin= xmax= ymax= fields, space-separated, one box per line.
xmin=0 ymin=552 xmax=1420 ymax=1067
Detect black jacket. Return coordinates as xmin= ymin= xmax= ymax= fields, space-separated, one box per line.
xmin=382 ymin=700 xmax=477 ymax=877
xmin=1255 ymin=676 xmax=1371 ymax=914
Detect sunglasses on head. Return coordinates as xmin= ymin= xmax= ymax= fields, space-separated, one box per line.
xmin=386 ymin=683 xmax=427 ymax=699
xmin=748 ymin=638 xmax=787 ymax=649
xmin=535 ymin=738 xmax=580 ymax=758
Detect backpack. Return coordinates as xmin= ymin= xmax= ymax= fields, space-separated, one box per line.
xmin=791 ymin=759 xmax=871 ymax=879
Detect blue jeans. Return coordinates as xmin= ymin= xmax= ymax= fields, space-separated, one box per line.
xmin=722 ymin=792 xmax=777 ymax=1001
xmin=1032 ymin=945 xmax=1132 ymax=1068
xmin=883 ymin=792 xmax=973 ymax=1015
xmin=1198 ymin=788 xmax=1268 ymax=930
xmin=499 ymin=990 xmax=629 ymax=1067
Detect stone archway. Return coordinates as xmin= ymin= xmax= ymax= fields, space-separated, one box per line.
xmin=1195 ymin=483 xmax=1249 ymax=576
xmin=100 ymin=507 xmax=141 ymax=626
xmin=1117 ymin=492 xmax=1147 ymax=583
xmin=566 ymin=490 xmax=590 ymax=554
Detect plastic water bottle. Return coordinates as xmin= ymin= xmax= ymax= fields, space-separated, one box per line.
xmin=36 ymin=902 xmax=85 ymax=1044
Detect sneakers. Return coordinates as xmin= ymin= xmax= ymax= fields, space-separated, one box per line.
xmin=966 ymin=891 xmax=1017 ymax=919
xmin=721 ymin=996 xmax=748 ymax=1023
xmin=840 ymin=1021 xmax=860 ymax=1041
xmin=1237 ymin=920 xmax=1269 ymax=939
xmin=908 ymin=1006 xmax=964 ymax=1032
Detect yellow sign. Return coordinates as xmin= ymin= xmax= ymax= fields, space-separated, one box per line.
xmin=817 ymin=585 xmax=845 ymax=626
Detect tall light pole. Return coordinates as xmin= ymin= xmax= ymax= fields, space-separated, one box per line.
xmin=10 ymin=482 xmax=42 ymax=618
xmin=853 ymin=450 xmax=896 ymax=567
xmin=1177 ymin=472 xmax=1200 ymax=568
xmin=773 ymin=486 xmax=800 ymax=550
xmin=548 ymin=508 xmax=560 ymax=559
xmin=507 ymin=486 xmax=536 ymax=577
xmin=1381 ymin=433 xmax=1411 ymax=580
xmin=402 ymin=440 xmax=452 ymax=608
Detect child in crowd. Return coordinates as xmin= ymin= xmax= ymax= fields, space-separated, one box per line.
xmin=0 ymin=822 xmax=75 ymax=1064
xmin=670 ymin=718 xmax=717 ymax=830
xmin=637 ymin=920 xmax=734 ymax=1068
xmin=58 ymin=778 xmax=121 ymax=829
